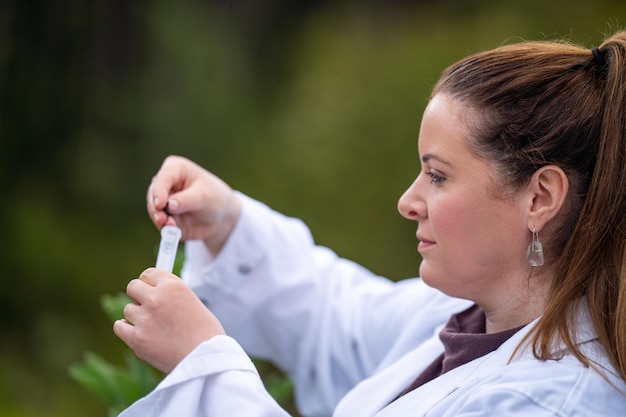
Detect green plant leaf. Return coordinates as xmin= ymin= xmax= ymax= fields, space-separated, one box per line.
xmin=125 ymin=350 xmax=161 ymax=395
xmin=68 ymin=351 xmax=142 ymax=408
xmin=101 ymin=293 xmax=132 ymax=323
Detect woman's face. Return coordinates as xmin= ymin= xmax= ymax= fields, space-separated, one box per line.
xmin=398 ymin=94 xmax=531 ymax=306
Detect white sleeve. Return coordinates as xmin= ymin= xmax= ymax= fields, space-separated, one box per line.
xmin=119 ymin=336 xmax=291 ymax=417
xmin=180 ymin=193 xmax=460 ymax=417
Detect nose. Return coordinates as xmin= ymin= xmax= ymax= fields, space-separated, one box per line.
xmin=398 ymin=178 xmax=426 ymax=221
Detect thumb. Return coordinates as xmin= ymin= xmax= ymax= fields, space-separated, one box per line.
xmin=166 ymin=180 xmax=222 ymax=215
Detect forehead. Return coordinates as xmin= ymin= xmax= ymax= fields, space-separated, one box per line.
xmin=418 ymin=94 xmax=476 ymax=162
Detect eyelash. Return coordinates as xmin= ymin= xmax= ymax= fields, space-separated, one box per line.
xmin=425 ymin=171 xmax=446 ymax=184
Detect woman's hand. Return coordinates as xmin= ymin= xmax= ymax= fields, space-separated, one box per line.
xmin=147 ymin=155 xmax=242 ymax=256
xmin=113 ymin=268 xmax=225 ymax=374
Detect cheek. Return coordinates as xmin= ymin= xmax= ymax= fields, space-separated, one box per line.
xmin=430 ymin=195 xmax=513 ymax=261
xmin=438 ymin=198 xmax=525 ymax=262
xmin=420 ymin=201 xmax=503 ymax=296
xmin=429 ymin=197 xmax=476 ymax=243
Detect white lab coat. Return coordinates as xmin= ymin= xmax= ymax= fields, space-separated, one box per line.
xmin=120 ymin=193 xmax=626 ymax=417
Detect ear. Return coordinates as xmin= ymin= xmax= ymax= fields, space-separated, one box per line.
xmin=526 ymin=165 xmax=569 ymax=232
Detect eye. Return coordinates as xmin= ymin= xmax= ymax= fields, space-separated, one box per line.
xmin=425 ymin=171 xmax=446 ymax=184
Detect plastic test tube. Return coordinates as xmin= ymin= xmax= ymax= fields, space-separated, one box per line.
xmin=155 ymin=225 xmax=182 ymax=273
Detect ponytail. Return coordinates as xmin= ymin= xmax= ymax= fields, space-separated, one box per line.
xmin=539 ymin=32 xmax=626 ymax=383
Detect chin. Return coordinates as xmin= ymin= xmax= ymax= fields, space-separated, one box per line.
xmin=419 ymin=262 xmax=438 ymax=287
xmin=419 ymin=269 xmax=444 ymax=292
xmin=420 ymin=270 xmax=472 ymax=301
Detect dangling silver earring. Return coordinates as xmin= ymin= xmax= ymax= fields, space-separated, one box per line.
xmin=526 ymin=227 xmax=544 ymax=267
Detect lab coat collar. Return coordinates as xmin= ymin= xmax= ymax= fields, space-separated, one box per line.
xmin=334 ymin=299 xmax=599 ymax=417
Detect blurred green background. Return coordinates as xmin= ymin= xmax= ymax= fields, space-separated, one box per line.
xmin=1 ymin=0 xmax=624 ymax=415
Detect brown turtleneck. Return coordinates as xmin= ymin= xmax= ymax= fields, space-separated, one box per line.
xmin=398 ymin=304 xmax=524 ymax=397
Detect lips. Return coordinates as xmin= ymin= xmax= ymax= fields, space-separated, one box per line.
xmin=417 ymin=234 xmax=435 ymax=252
xmin=417 ymin=234 xmax=435 ymax=244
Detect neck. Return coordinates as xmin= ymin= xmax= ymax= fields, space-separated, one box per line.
xmin=481 ymin=270 xmax=551 ymax=334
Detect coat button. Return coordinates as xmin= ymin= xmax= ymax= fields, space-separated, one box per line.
xmin=238 ymin=264 xmax=252 ymax=274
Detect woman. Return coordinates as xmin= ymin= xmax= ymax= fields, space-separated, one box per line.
xmin=114 ymin=30 xmax=626 ymax=416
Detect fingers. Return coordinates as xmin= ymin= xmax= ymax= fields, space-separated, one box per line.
xmin=126 ymin=278 xmax=150 ymax=305
xmin=147 ymin=183 xmax=176 ymax=228
xmin=114 ymin=270 xmax=225 ymax=373
xmin=146 ymin=155 xmax=192 ymax=228
xmin=144 ymin=155 xmax=241 ymax=254
xmin=118 ymin=269 xmax=173 ymax=350
xmin=126 ymin=268 xmax=172 ymax=304
xmin=113 ymin=319 xmax=133 ymax=345
xmin=122 ymin=302 xmax=139 ymax=325
xmin=139 ymin=267 xmax=171 ymax=286
xmin=117 ymin=272 xmax=163 ymax=352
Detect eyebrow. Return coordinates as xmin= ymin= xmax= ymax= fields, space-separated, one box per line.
xmin=421 ymin=153 xmax=454 ymax=167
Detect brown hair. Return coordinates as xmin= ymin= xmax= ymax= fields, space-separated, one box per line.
xmin=431 ymin=31 xmax=626 ymax=382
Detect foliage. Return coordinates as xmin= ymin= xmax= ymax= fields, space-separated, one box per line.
xmin=68 ymin=294 xmax=161 ymax=416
